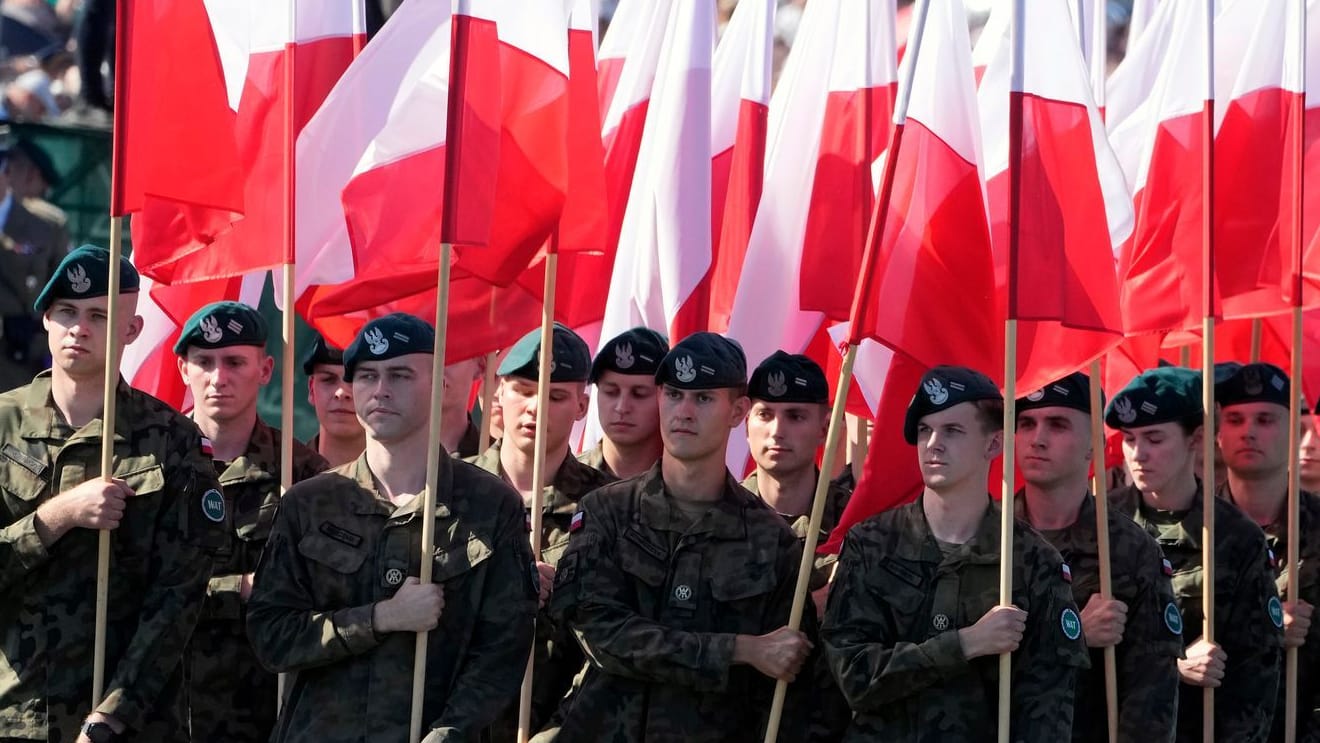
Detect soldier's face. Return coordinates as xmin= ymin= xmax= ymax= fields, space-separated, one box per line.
xmin=1015 ymin=407 xmax=1092 ymax=488
xmin=595 ymin=371 xmax=661 ymax=447
xmin=498 ymin=377 xmax=588 ymax=456
xmin=179 ymin=346 xmax=273 ymax=424
xmin=660 ymin=385 xmax=749 ymax=463
xmin=1300 ymin=415 xmax=1320 ymax=486
xmin=442 ymin=357 xmax=483 ymax=418
xmin=352 ymin=354 xmax=434 ymax=444
xmin=43 ymin=296 xmax=143 ymax=380
xmin=1121 ymin=422 xmax=1199 ymax=494
xmin=1217 ymin=402 xmax=1290 ymax=478
xmin=746 ymin=400 xmax=828 ymax=476
xmin=915 ymin=403 xmax=1002 ymax=493
xmin=308 ymin=364 xmax=362 ymax=439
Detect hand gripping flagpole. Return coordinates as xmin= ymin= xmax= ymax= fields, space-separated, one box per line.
xmin=1199 ymin=4 xmax=1217 ymax=739
xmin=1285 ymin=2 xmax=1306 ymax=739
xmin=762 ymin=1 xmax=928 ymax=740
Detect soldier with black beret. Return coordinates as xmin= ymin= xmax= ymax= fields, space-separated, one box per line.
xmin=1107 ymin=366 xmax=1282 ymax=743
xmin=823 ymin=365 xmax=1088 ymax=741
xmin=579 ymin=326 xmax=668 ymax=478
xmin=1014 ymin=371 xmax=1181 ymax=742
xmin=302 ymin=333 xmax=365 ymax=467
xmin=549 ymin=332 xmax=818 ymax=741
xmin=174 ymin=301 xmax=328 ymax=743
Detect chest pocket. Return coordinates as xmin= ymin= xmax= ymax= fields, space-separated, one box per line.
xmin=0 ymin=454 xmax=48 ymax=507
xmin=299 ymin=532 xmax=369 ymax=575
xmin=432 ymin=535 xmax=493 ymax=583
xmin=709 ymin=560 xmax=778 ymax=633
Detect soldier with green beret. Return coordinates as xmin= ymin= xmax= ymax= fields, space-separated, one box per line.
xmin=302 ymin=333 xmax=365 ymax=467
xmin=174 ymin=301 xmax=328 ymax=743
xmin=1212 ymin=362 xmax=1320 ymax=741
xmin=0 ymin=245 xmax=227 ymax=742
xmin=1106 ymin=366 xmax=1282 ymax=743
xmin=247 ymin=313 xmax=538 ymax=742
xmin=823 ymin=365 xmax=1088 ymax=741
xmin=549 ymin=332 xmax=818 ymax=741
xmin=579 ymin=326 xmax=668 ymax=479
xmin=1014 ymin=371 xmax=1181 ymax=742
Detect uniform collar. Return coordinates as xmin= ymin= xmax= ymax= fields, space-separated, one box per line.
xmin=217 ymin=418 xmax=280 ymax=486
xmin=1129 ymin=480 xmax=1205 ymax=550
xmin=893 ymin=493 xmax=1003 ymax=565
xmin=343 ymin=450 xmax=454 ymax=520
xmin=19 ymin=370 xmax=134 ymax=443
xmin=1014 ymin=489 xmax=1096 ymax=534
xmin=638 ymin=463 xmax=753 ymax=539
xmin=475 ymin=438 xmax=586 ymax=514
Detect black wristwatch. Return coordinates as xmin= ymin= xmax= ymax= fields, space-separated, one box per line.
xmin=80 ymin=721 xmax=119 ymax=743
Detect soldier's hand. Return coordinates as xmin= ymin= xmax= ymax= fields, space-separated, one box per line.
xmin=1177 ymin=637 xmax=1227 ymax=687
xmin=1283 ymin=599 xmax=1314 ymax=649
xmin=373 ymin=577 xmax=445 ymax=634
xmin=35 ymin=477 xmax=135 ymax=544
xmin=536 ymin=561 xmax=555 ymax=609
xmin=733 ymin=627 xmax=814 ymax=682
xmin=958 ymin=605 xmax=1027 ymax=659
xmin=1079 ymin=595 xmax=1128 ymax=648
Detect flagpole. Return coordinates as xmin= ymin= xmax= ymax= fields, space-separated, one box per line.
xmin=848 ymin=414 xmax=869 ymax=482
xmin=1199 ymin=2 xmax=1217 ymax=739
xmin=1285 ymin=3 xmax=1306 ymax=739
xmin=479 ymin=351 xmax=497 ymax=454
xmin=1251 ymin=318 xmax=1263 ymax=362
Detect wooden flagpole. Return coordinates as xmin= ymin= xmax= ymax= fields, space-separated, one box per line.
xmin=1251 ymin=318 xmax=1264 ymax=362
xmin=1200 ymin=3 xmax=1217 ymax=739
xmin=1285 ymin=3 xmax=1306 ymax=739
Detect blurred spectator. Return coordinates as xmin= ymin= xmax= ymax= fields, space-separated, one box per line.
xmin=75 ymin=0 xmax=112 ymax=111
xmin=7 ymin=137 xmax=61 ymax=200
xmin=1 ymin=68 xmax=59 ymax=121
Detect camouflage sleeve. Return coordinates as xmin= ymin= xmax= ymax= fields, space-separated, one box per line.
xmin=1009 ymin=548 xmax=1087 ymax=743
xmin=820 ymin=530 xmax=970 ymax=712
xmin=1115 ymin=538 xmax=1181 ymax=743
xmin=0 ymin=511 xmax=54 ymax=592
xmin=1218 ymin=535 xmax=1282 ymax=742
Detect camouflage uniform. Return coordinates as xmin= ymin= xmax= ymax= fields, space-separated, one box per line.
xmin=1112 ymin=483 xmax=1283 ymax=743
xmin=1017 ymin=494 xmax=1183 ymax=743
xmin=741 ymin=470 xmax=851 ymax=591
xmin=575 ymin=442 xmax=613 ymax=478
xmin=246 ymin=453 xmax=538 ymax=743
xmin=454 ymin=416 xmax=482 ymax=460
xmin=822 ymin=495 xmax=1090 ymax=742
xmin=549 ymin=465 xmax=818 ymax=742
xmin=468 ymin=440 xmax=615 ymax=737
xmin=185 ymin=420 xmax=327 ymax=743
xmin=0 ymin=372 xmax=225 ymax=741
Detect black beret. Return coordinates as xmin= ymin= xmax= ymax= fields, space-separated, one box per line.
xmin=1104 ymin=367 xmax=1202 ymax=429
xmin=749 ymin=351 xmax=828 ymax=404
xmin=1016 ymin=371 xmax=1097 ymax=416
xmin=34 ymin=244 xmax=140 ymax=312
xmin=1216 ymin=362 xmax=1290 ymax=409
xmin=174 ymin=301 xmax=267 ymax=354
xmin=301 ymin=333 xmax=344 ymax=375
xmin=343 ymin=313 xmax=435 ymax=382
xmin=498 ymin=322 xmax=591 ymax=383
xmin=655 ymin=332 xmax=747 ymax=390
xmin=591 ymin=326 xmax=669 ymax=382
xmin=904 ymin=365 xmax=1002 ymax=445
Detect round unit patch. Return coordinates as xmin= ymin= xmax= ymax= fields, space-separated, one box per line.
xmin=1268 ymin=595 xmax=1285 ymax=629
xmin=932 ymin=613 xmax=950 ymax=632
xmin=385 ymin=568 xmax=405 ymax=586
xmin=1060 ymin=607 xmax=1083 ymax=641
xmin=674 ymin=584 xmax=693 ymax=602
xmin=1163 ymin=602 xmax=1184 ymax=635
xmin=201 ymin=489 xmax=226 ymax=523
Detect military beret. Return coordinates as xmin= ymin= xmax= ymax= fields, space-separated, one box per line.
xmin=498 ymin=322 xmax=591 ymax=383
xmin=34 ymin=244 xmax=140 ymax=312
xmin=590 ymin=326 xmax=669 ymax=382
xmin=904 ymin=365 xmax=1002 ymax=445
xmin=301 ymin=333 xmax=344 ymax=375
xmin=343 ymin=313 xmax=435 ymax=382
xmin=1104 ymin=367 xmax=1202 ymax=429
xmin=12 ymin=138 xmax=60 ymax=189
xmin=1216 ymin=361 xmax=1290 ymax=409
xmin=173 ymin=301 xmax=267 ymax=355
xmin=1016 ymin=371 xmax=1097 ymax=416
xmin=655 ymin=332 xmax=747 ymax=390
xmin=749 ymin=351 xmax=829 ymax=404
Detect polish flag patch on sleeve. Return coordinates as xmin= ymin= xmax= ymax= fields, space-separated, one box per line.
xmin=1061 ymin=563 xmax=1072 ymax=583
xmin=1162 ymin=559 xmax=1174 ymax=577
xmin=200 ymin=437 xmax=214 ymax=457
xmin=570 ymin=510 xmax=585 ymax=532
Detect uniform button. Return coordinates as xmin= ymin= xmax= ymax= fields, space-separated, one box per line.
xmin=385 ymin=568 xmax=405 ymax=586
xmin=932 ymin=613 xmax=950 ymax=631
xmin=673 ymin=584 xmax=693 ymax=601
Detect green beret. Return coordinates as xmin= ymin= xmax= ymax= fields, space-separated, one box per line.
xmin=13 ymin=138 xmax=60 ymax=189
xmin=1016 ymin=371 xmax=1097 ymax=416
xmin=498 ymin=322 xmax=591 ymax=383
xmin=749 ymin=350 xmax=828 ymax=404
xmin=904 ymin=365 xmax=1002 ymax=445
xmin=591 ymin=326 xmax=669 ymax=382
xmin=34 ymin=244 xmax=140 ymax=312
xmin=343 ymin=313 xmax=435 ymax=382
xmin=1216 ymin=362 xmax=1290 ymax=409
xmin=1104 ymin=367 xmax=1202 ymax=429
xmin=655 ymin=332 xmax=747 ymax=390
xmin=174 ymin=301 xmax=267 ymax=355
xmin=301 ymin=333 xmax=345 ymax=375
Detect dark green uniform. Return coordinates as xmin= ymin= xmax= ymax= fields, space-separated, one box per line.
xmin=246 ymin=453 xmax=538 ymax=743
xmin=1112 ymin=483 xmax=1283 ymax=743
xmin=1018 ymin=494 xmax=1183 ymax=742
xmin=0 ymin=198 xmax=68 ymax=392
xmin=822 ymin=495 xmax=1090 ymax=742
xmin=741 ymin=470 xmax=850 ymax=591
xmin=575 ymin=442 xmax=614 ymax=478
xmin=185 ymin=419 xmax=327 ymax=743
xmin=0 ymin=373 xmax=225 ymax=741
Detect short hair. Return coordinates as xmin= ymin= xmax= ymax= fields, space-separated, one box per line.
xmin=975 ymin=399 xmax=1005 ymax=434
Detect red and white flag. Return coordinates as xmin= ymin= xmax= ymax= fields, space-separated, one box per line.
xmin=596 ymin=0 xmax=643 ymax=118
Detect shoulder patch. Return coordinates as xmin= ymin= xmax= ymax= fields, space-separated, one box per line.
xmin=1164 ymin=602 xmax=1183 ymax=635
xmin=1269 ymin=595 xmax=1285 ymax=629
xmin=200 ymin=437 xmax=214 ymax=457
xmin=1060 ymin=563 xmax=1072 ymax=583
xmin=1061 ymin=607 xmax=1083 ymax=641
xmin=570 ymin=510 xmax=584 ymax=532
xmin=1162 ymin=558 xmax=1173 ymax=577
xmin=201 ymin=488 xmax=226 ymax=523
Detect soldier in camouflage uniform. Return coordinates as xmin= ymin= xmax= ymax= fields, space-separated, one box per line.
xmin=247 ymin=314 xmax=537 ymax=743
xmin=1014 ymin=372 xmax=1182 ymax=742
xmin=302 ymin=334 xmax=365 ymax=468
xmin=1212 ymin=362 xmax=1320 ymax=741
xmin=174 ymin=302 xmax=328 ymax=743
xmin=441 ymin=355 xmax=485 ymax=459
xmin=578 ymin=327 xmax=668 ymax=479
xmin=550 ymin=333 xmax=817 ymax=742
xmin=468 ymin=324 xmax=614 ymax=738
xmin=0 ymin=245 xmax=226 ymax=743
xmin=1107 ymin=366 xmax=1282 ymax=743
xmin=823 ymin=365 xmax=1089 ymax=742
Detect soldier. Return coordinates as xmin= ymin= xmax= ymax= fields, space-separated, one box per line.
xmin=1213 ymin=362 xmax=1320 ymax=741
xmin=550 ymin=332 xmax=817 ymax=741
xmin=302 ymin=334 xmax=365 ymax=467
xmin=247 ymin=313 xmax=538 ymax=742
xmin=7 ymin=138 xmax=62 ymax=201
xmin=1107 ymin=366 xmax=1282 ymax=742
xmin=174 ymin=301 xmax=328 ymax=743
xmin=578 ymin=326 xmax=667 ymax=478
xmin=468 ymin=323 xmax=614 ymax=737
xmin=441 ymin=355 xmax=486 ymax=458
xmin=0 ymin=245 xmax=225 ymax=742
xmin=1014 ymin=372 xmax=1181 ymax=742
xmin=822 ymin=365 xmax=1088 ymax=741
xmin=1298 ymin=405 xmax=1320 ymax=495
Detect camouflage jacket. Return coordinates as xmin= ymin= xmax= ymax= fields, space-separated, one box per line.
xmin=0 ymin=372 xmax=224 ymax=741
xmin=1112 ymin=483 xmax=1283 ymax=743
xmin=186 ymin=419 xmax=327 ymax=743
xmin=575 ymin=442 xmax=615 ymax=478
xmin=246 ymin=452 xmax=538 ymax=743
xmin=1018 ymin=493 xmax=1183 ymax=743
xmin=549 ymin=464 xmax=818 ymax=742
xmin=742 ymin=470 xmax=852 ymax=591
xmin=822 ymin=494 xmax=1089 ymax=742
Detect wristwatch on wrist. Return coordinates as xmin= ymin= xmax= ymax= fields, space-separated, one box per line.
xmin=81 ymin=720 xmax=118 ymax=743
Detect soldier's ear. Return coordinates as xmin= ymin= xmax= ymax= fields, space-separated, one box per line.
xmin=985 ymin=429 xmax=1004 ymax=461
xmin=123 ymin=314 xmax=144 ymax=346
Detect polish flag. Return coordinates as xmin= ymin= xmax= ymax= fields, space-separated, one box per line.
xmin=1129 ymin=0 xmax=1161 ymax=50
xmin=596 ymin=0 xmax=643 ymax=118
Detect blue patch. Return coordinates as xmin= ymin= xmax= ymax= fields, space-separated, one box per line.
xmin=201 ymin=489 xmax=226 ymax=523
xmin=1061 ymin=607 xmax=1082 ymax=641
xmin=1269 ymin=595 xmax=1285 ymax=629
xmin=1164 ymin=602 xmax=1183 ymax=635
